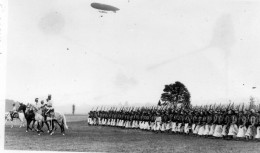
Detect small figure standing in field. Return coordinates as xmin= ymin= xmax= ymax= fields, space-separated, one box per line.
xmin=72 ymin=104 xmax=75 ymax=115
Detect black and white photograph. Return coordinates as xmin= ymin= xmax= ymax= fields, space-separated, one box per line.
xmin=1 ymin=0 xmax=260 ymax=152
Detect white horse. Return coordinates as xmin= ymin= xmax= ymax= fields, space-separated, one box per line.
xmin=5 ymin=111 xmax=26 ymax=128
xmin=48 ymin=110 xmax=69 ymax=135
xmin=30 ymin=104 xmax=68 ymax=135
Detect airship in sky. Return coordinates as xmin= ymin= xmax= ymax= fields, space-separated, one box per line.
xmin=91 ymin=3 xmax=120 ymax=13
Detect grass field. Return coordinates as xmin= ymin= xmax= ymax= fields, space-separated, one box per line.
xmin=4 ymin=115 xmax=260 ymax=153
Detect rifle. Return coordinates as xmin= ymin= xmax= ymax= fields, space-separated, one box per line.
xmin=236 ymin=104 xmax=240 ymax=110
xmin=231 ymin=102 xmax=234 ymax=110
xmin=226 ymin=102 xmax=231 ymax=110
xmin=131 ymin=107 xmax=135 ymax=112
xmin=240 ymin=103 xmax=244 ymax=112
xmin=212 ymin=103 xmax=216 ymax=110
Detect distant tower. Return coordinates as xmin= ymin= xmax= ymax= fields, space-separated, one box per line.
xmin=72 ymin=104 xmax=75 ymax=115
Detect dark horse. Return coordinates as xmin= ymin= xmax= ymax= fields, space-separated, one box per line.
xmin=17 ymin=103 xmax=36 ymax=132
xmin=17 ymin=103 xmax=51 ymax=133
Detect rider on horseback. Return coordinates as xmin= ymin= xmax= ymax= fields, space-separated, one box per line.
xmin=34 ymin=98 xmax=40 ymax=109
xmin=45 ymin=94 xmax=55 ymax=118
xmin=10 ymin=103 xmax=18 ymax=121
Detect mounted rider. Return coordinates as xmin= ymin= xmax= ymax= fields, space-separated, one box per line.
xmin=10 ymin=103 xmax=18 ymax=121
xmin=45 ymin=94 xmax=55 ymax=118
xmin=34 ymin=98 xmax=41 ymax=109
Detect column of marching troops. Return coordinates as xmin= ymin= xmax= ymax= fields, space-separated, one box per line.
xmin=88 ymin=103 xmax=260 ymax=141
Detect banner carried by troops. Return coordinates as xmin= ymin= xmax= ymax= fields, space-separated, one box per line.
xmin=88 ymin=103 xmax=260 ymax=141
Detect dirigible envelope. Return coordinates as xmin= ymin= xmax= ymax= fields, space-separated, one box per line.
xmin=91 ymin=3 xmax=120 ymax=13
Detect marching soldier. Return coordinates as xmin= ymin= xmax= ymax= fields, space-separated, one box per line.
xmin=197 ymin=110 xmax=205 ymax=136
xmin=184 ymin=110 xmax=192 ymax=135
xmin=255 ymin=109 xmax=260 ymax=140
xmin=213 ymin=110 xmax=224 ymax=138
xmin=209 ymin=110 xmax=218 ymax=137
xmin=227 ymin=109 xmax=238 ymax=139
xmin=191 ymin=111 xmax=198 ymax=135
xmin=203 ymin=110 xmax=212 ymax=137
xmin=171 ymin=110 xmax=178 ymax=133
xmin=245 ymin=109 xmax=257 ymax=140
xmin=237 ymin=109 xmax=248 ymax=139
xmin=222 ymin=109 xmax=232 ymax=139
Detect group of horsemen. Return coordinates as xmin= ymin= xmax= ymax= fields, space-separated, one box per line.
xmin=88 ymin=103 xmax=260 ymax=141
xmin=9 ymin=94 xmax=55 ymax=121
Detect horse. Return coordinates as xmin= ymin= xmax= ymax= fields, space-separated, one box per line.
xmin=27 ymin=104 xmax=51 ymax=135
xmin=17 ymin=103 xmax=39 ymax=132
xmin=41 ymin=106 xmax=69 ymax=135
xmin=5 ymin=111 xmax=26 ymax=128
xmin=41 ymin=107 xmax=59 ymax=133
xmin=28 ymin=103 xmax=65 ymax=135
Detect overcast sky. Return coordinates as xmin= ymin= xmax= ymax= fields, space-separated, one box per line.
xmin=4 ymin=0 xmax=260 ymax=112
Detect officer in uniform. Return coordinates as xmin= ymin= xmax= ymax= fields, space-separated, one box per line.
xmin=45 ymin=94 xmax=54 ymax=118
xmin=34 ymin=98 xmax=40 ymax=108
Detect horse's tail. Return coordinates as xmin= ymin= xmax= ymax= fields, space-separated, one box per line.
xmin=62 ymin=113 xmax=68 ymax=129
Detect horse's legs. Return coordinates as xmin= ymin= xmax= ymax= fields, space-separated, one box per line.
xmin=19 ymin=115 xmax=25 ymax=128
xmin=34 ymin=121 xmax=38 ymax=131
xmin=61 ymin=120 xmax=65 ymax=135
xmin=50 ymin=120 xmax=58 ymax=135
xmin=32 ymin=120 xmax=38 ymax=131
xmin=28 ymin=120 xmax=33 ymax=130
xmin=18 ymin=114 xmax=22 ymax=128
xmin=37 ymin=122 xmax=40 ymax=130
xmin=38 ymin=121 xmax=44 ymax=135
xmin=35 ymin=120 xmax=43 ymax=133
xmin=51 ymin=120 xmax=57 ymax=132
xmin=62 ymin=124 xmax=65 ymax=135
xmin=30 ymin=120 xmax=35 ymax=131
xmin=21 ymin=116 xmax=25 ymax=127
xmin=45 ymin=121 xmax=50 ymax=133
xmin=19 ymin=120 xmax=23 ymax=128
xmin=57 ymin=120 xmax=65 ymax=135
xmin=9 ymin=118 xmax=14 ymax=128
xmin=50 ymin=120 xmax=55 ymax=135
xmin=39 ymin=121 xmax=44 ymax=133
xmin=32 ymin=120 xmax=39 ymax=132
xmin=49 ymin=120 xmax=64 ymax=135
xmin=26 ymin=120 xmax=32 ymax=132
xmin=41 ymin=121 xmax=45 ymax=128
xmin=36 ymin=121 xmax=41 ymax=135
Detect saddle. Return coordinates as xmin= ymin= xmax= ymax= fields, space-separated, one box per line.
xmin=46 ymin=109 xmax=55 ymax=118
